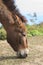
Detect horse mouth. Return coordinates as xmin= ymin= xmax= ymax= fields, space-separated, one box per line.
xmin=16 ymin=48 xmax=29 ymax=58
xmin=17 ymin=53 xmax=27 ymax=58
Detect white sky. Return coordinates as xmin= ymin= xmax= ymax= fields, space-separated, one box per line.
xmin=16 ymin=0 xmax=43 ymax=14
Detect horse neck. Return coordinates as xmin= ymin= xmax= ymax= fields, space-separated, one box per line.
xmin=0 ymin=1 xmax=26 ymax=33
xmin=0 ymin=1 xmax=15 ymax=32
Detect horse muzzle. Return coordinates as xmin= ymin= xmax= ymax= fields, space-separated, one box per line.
xmin=17 ymin=48 xmax=29 ymax=58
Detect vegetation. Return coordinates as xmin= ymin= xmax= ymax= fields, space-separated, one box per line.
xmin=0 ymin=27 xmax=7 ymax=40
xmin=26 ymin=23 xmax=43 ymax=37
xmin=0 ymin=23 xmax=43 ymax=40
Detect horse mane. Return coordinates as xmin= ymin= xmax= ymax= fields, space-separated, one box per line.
xmin=2 ymin=0 xmax=27 ymax=23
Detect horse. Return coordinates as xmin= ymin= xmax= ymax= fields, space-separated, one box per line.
xmin=0 ymin=0 xmax=29 ymax=58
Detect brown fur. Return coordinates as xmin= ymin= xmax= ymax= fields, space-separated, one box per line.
xmin=0 ymin=0 xmax=28 ymax=52
xmin=3 ymin=0 xmax=27 ymax=23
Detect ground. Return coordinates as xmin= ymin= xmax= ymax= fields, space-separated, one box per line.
xmin=0 ymin=36 xmax=43 ymax=65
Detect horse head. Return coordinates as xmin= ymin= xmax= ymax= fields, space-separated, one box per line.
xmin=7 ymin=15 xmax=29 ymax=58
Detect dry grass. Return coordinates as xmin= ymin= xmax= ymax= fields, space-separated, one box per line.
xmin=0 ymin=36 xmax=43 ymax=65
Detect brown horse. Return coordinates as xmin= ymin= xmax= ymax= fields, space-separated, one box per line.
xmin=0 ymin=0 xmax=29 ymax=58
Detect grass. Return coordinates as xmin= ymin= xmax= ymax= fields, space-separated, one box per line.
xmin=0 ymin=23 xmax=43 ymax=40
xmin=0 ymin=36 xmax=43 ymax=65
xmin=26 ymin=24 xmax=43 ymax=37
xmin=0 ymin=28 xmax=6 ymax=40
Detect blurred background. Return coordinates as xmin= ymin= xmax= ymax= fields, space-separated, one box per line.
xmin=0 ymin=0 xmax=43 ymax=40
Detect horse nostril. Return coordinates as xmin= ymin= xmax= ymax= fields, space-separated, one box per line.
xmin=22 ymin=32 xmax=26 ymax=36
xmin=25 ymin=54 xmax=27 ymax=57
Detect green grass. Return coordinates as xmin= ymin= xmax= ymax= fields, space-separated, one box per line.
xmin=0 ymin=23 xmax=43 ymax=40
xmin=26 ymin=23 xmax=43 ymax=37
xmin=0 ymin=28 xmax=7 ymax=40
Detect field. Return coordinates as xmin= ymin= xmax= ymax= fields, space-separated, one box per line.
xmin=0 ymin=36 xmax=43 ymax=65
